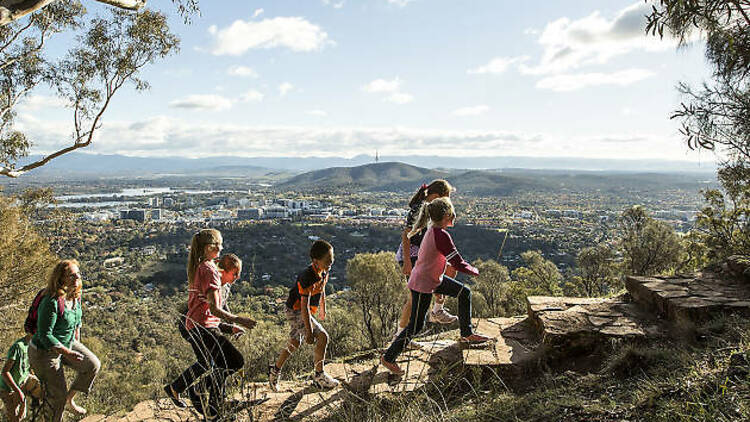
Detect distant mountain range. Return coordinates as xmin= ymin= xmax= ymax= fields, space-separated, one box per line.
xmin=13 ymin=152 xmax=717 ymax=177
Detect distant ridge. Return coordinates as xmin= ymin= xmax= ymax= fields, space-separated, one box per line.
xmin=12 ymin=152 xmax=716 ymax=177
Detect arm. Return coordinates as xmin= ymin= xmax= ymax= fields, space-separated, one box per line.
xmin=318 ymin=291 xmax=326 ymax=320
xmin=207 ymin=290 xmax=255 ymax=330
xmin=435 ymin=229 xmax=479 ymax=276
xmin=301 ymin=295 xmax=314 ymax=344
xmin=2 ymin=358 xmax=22 ymax=399
xmin=401 ymin=228 xmax=413 ymax=275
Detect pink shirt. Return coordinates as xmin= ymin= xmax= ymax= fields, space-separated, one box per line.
xmin=185 ymin=261 xmax=222 ymax=330
xmin=407 ymin=226 xmax=479 ymax=293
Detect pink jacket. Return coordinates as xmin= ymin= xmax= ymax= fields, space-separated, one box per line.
xmin=407 ymin=226 xmax=479 ymax=293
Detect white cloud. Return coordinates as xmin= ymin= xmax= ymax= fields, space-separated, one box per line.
xmin=19 ymin=115 xmax=701 ymax=161
xmin=209 ymin=17 xmax=331 ymax=56
xmin=453 ymin=105 xmax=490 ymax=116
xmin=240 ymin=90 xmax=264 ymax=102
xmin=278 ymin=82 xmax=294 ymax=96
xmin=168 ymin=95 xmax=234 ymax=111
xmin=386 ymin=92 xmax=414 ymax=104
xmin=362 ymin=78 xmax=413 ymax=104
xmin=322 ymin=0 xmax=345 ymax=8
xmin=520 ymin=1 xmax=681 ymax=75
xmin=388 ymin=0 xmax=415 ymax=7
xmin=306 ymin=109 xmax=328 ymax=117
xmin=468 ymin=57 xmax=527 ymax=75
xmin=535 ymin=68 xmax=656 ymax=92
xmin=18 ymin=95 xmax=67 ymax=111
xmin=362 ymin=78 xmax=402 ymax=93
xmin=227 ymin=65 xmax=259 ymax=78
xmin=253 ymin=8 xmax=263 ymax=18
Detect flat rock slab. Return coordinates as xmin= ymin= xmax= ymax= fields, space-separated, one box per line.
xmin=626 ymin=273 xmax=750 ymax=324
xmin=526 ymin=296 xmax=661 ymax=350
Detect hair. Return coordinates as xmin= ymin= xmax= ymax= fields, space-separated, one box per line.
xmin=310 ymin=239 xmax=333 ymax=260
xmin=187 ymin=229 xmax=222 ymax=286
xmin=408 ymin=197 xmax=456 ymax=238
xmin=408 ymin=179 xmax=454 ymax=208
xmin=218 ymin=253 xmax=242 ymax=276
xmin=47 ymin=259 xmax=81 ymax=299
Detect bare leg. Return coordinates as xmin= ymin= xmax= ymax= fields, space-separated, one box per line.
xmin=275 ymin=338 xmax=301 ymax=369
xmin=65 ymin=391 xmax=86 ymax=416
xmin=398 ymin=286 xmax=412 ymax=330
xmin=313 ymin=331 xmax=329 ymax=373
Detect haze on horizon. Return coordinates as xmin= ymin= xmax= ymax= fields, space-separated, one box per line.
xmin=15 ymin=0 xmax=717 ymax=167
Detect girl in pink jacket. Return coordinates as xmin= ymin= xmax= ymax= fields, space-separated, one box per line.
xmin=381 ymin=197 xmax=491 ymax=375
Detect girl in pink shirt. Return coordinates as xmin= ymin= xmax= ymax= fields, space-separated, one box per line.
xmin=165 ymin=229 xmax=255 ymax=420
xmin=382 ymin=197 xmax=491 ymax=375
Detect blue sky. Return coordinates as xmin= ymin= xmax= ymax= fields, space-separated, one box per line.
xmin=16 ymin=0 xmax=717 ymax=165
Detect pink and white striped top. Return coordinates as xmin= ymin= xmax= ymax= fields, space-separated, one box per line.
xmin=407 ymin=226 xmax=479 ymax=294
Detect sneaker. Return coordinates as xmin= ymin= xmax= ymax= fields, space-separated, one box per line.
xmin=163 ymin=384 xmax=187 ymax=408
xmin=313 ymin=371 xmax=340 ymax=390
xmin=429 ymin=308 xmax=458 ymax=324
xmin=380 ymin=355 xmax=405 ymax=376
xmin=459 ymin=333 xmax=492 ymax=345
xmin=268 ymin=365 xmax=280 ymax=392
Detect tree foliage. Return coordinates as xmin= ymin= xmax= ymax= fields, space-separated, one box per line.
xmin=346 ymin=252 xmax=406 ymax=350
xmin=511 ymin=250 xmax=563 ymax=296
xmin=620 ymin=206 xmax=683 ymax=276
xmin=0 ymin=1 xmax=180 ymax=177
xmin=569 ymin=244 xmax=620 ymax=297
xmin=0 ymin=192 xmax=56 ymax=352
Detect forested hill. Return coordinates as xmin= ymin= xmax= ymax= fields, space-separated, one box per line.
xmin=275 ymin=162 xmax=451 ymax=192
xmin=275 ymin=162 xmax=716 ymax=195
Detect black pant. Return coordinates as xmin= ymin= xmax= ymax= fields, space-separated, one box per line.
xmin=384 ymin=275 xmax=473 ymax=363
xmin=170 ymin=325 xmax=244 ymax=417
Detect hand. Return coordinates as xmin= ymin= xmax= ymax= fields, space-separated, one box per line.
xmin=236 ymin=316 xmax=256 ymax=331
xmin=232 ymin=325 xmax=246 ymax=338
xmin=66 ymin=351 xmax=84 ymax=362
xmin=402 ymin=261 xmax=412 ymax=276
xmin=304 ymin=330 xmax=314 ymax=345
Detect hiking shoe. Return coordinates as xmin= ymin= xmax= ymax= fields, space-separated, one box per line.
xmin=459 ymin=333 xmax=492 ymax=344
xmin=313 ymin=371 xmax=340 ymax=390
xmin=163 ymin=384 xmax=187 ymax=408
xmin=268 ymin=365 xmax=281 ymax=392
xmin=380 ymin=355 xmax=405 ymax=376
xmin=429 ymin=308 xmax=458 ymax=324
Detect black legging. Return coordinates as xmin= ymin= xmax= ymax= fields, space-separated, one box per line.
xmin=384 ymin=275 xmax=473 ymax=363
xmin=170 ymin=324 xmax=244 ymax=417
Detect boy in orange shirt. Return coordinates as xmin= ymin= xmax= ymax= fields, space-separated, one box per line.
xmin=268 ymin=240 xmax=339 ymax=391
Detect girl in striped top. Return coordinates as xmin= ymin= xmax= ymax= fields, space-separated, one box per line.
xmin=382 ymin=197 xmax=491 ymax=375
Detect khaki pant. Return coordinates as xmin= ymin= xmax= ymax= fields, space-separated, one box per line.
xmin=28 ymin=340 xmax=100 ymax=422
xmin=0 ymin=374 xmax=40 ymax=422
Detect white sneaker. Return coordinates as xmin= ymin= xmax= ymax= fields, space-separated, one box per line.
xmin=313 ymin=371 xmax=340 ymax=390
xmin=429 ymin=308 xmax=458 ymax=324
xmin=268 ymin=365 xmax=280 ymax=392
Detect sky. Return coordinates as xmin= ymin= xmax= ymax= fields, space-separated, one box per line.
xmin=15 ymin=0 xmax=719 ymax=165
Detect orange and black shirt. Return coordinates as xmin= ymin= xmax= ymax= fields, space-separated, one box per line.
xmin=285 ymin=265 xmax=328 ymax=314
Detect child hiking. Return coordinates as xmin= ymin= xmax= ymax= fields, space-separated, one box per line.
xmin=165 ymin=229 xmax=255 ymax=421
xmin=382 ymin=197 xmax=491 ymax=375
xmin=394 ymin=180 xmax=458 ymax=342
xmin=268 ymin=240 xmax=340 ymax=391
xmin=175 ymin=253 xmax=246 ymax=415
xmin=1 ymin=333 xmax=41 ymax=422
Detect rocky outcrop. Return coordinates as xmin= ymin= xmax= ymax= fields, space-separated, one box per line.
xmin=626 ymin=272 xmax=750 ymax=325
